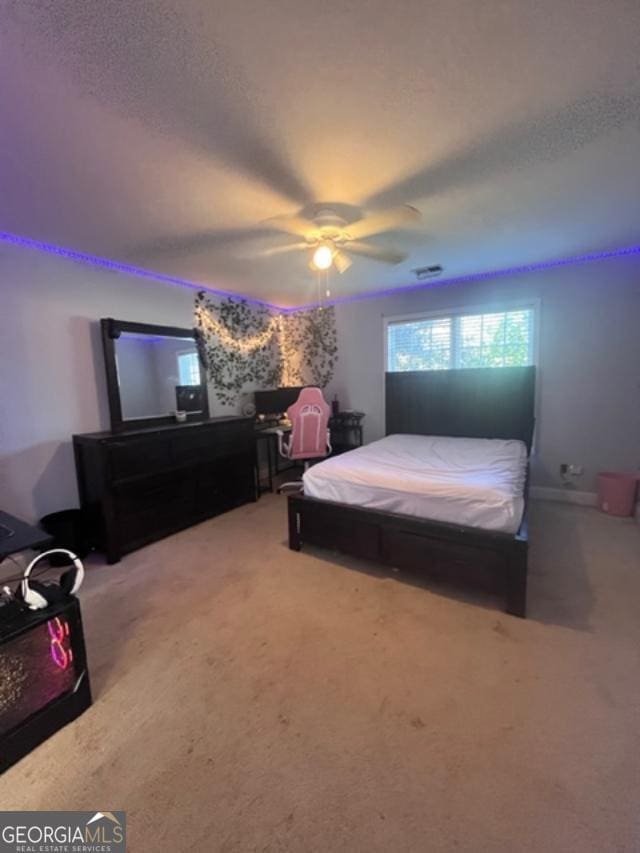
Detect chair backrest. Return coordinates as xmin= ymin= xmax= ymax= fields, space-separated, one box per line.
xmin=286 ymin=387 xmax=331 ymax=460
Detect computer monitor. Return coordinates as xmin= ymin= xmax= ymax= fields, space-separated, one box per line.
xmin=254 ymin=387 xmax=304 ymax=416
xmin=175 ymin=385 xmax=203 ymax=412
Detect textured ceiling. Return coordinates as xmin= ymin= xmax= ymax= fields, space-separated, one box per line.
xmin=2 ymin=0 xmax=640 ymax=306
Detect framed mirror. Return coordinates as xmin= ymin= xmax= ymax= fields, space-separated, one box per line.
xmin=101 ymin=318 xmax=210 ymax=431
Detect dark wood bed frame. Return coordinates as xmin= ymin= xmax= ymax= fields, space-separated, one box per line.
xmin=287 ymin=366 xmax=536 ymax=617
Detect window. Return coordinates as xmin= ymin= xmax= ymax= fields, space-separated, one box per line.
xmin=177 ymin=351 xmax=201 ymax=385
xmin=386 ymin=306 xmax=535 ymax=372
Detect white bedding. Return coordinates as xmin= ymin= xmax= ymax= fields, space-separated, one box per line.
xmin=302 ymin=434 xmax=528 ymax=534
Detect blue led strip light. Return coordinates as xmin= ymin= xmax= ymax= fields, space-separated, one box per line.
xmin=2 ymin=230 xmax=639 ymax=313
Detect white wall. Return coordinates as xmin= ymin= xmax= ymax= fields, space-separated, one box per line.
xmin=326 ymin=254 xmax=640 ymax=492
xmin=0 ymin=246 xmax=238 ymax=521
xmin=2 ymin=245 xmax=639 ymax=522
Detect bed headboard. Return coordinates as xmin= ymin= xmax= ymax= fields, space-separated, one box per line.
xmin=385 ymin=366 xmax=536 ymax=450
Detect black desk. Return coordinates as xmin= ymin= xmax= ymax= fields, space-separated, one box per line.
xmin=255 ymin=425 xmax=295 ymax=494
xmin=254 ymin=413 xmax=365 ymax=493
xmin=0 ymin=511 xmax=52 ymax=561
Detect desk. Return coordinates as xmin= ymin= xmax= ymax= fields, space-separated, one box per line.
xmin=254 ymin=413 xmax=365 ymax=493
xmin=0 ymin=511 xmax=53 ymax=561
xmin=255 ymin=425 xmax=295 ymax=494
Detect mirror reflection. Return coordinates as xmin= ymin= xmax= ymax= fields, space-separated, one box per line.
xmin=115 ymin=332 xmax=203 ymax=421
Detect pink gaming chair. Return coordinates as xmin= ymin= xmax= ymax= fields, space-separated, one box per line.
xmin=276 ymin=387 xmax=332 ymax=493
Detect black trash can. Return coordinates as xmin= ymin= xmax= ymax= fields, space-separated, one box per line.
xmin=39 ymin=509 xmax=92 ymax=563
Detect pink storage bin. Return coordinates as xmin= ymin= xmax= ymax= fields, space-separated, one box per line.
xmin=597 ymin=472 xmax=638 ymax=517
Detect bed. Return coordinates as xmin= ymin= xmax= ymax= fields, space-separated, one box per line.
xmin=287 ymin=366 xmax=536 ymax=617
xmin=303 ymin=433 xmax=528 ymax=533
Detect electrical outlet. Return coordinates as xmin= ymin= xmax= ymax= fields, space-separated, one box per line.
xmin=559 ymin=463 xmax=583 ymax=483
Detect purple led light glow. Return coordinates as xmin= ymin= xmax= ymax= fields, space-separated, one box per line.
xmin=0 ymin=231 xmax=281 ymax=312
xmin=2 ymin=230 xmax=639 ymax=314
xmin=283 ymin=244 xmax=640 ymax=313
xmin=119 ymin=334 xmax=193 ymax=343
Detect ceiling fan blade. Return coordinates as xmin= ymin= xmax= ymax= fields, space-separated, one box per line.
xmin=345 ymin=241 xmax=407 ymax=265
xmin=256 ymin=241 xmax=310 ymax=257
xmin=130 ymin=227 xmax=273 ymax=261
xmin=262 ymin=214 xmax=317 ymax=238
xmin=333 ymin=249 xmax=352 ymax=274
xmin=344 ymin=205 xmax=421 ymax=241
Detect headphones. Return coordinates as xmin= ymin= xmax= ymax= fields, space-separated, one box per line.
xmin=19 ymin=549 xmax=85 ymax=610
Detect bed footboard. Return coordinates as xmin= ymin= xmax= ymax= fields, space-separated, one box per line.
xmin=287 ymin=494 xmax=528 ymax=617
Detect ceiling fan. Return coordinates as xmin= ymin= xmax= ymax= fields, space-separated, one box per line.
xmin=256 ymin=204 xmax=421 ymax=273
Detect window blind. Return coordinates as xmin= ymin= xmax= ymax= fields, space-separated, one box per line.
xmin=178 ymin=352 xmax=201 ymax=385
xmin=387 ymin=307 xmax=534 ymax=372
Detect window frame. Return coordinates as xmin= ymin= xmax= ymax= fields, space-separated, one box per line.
xmin=177 ymin=350 xmax=201 ymax=386
xmin=381 ymin=300 xmax=541 ymax=451
xmin=383 ymin=299 xmax=540 ymax=375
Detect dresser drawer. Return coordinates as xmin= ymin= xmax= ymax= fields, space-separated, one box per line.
xmin=114 ymin=473 xmax=195 ymax=547
xmin=170 ymin=426 xmax=246 ymax=466
xmin=114 ymin=472 xmax=190 ymax=508
xmin=195 ymin=453 xmax=255 ymax=512
xmin=107 ymin=437 xmax=171 ymax=481
xmin=74 ymin=418 xmax=255 ymax=561
xmin=195 ymin=467 xmax=232 ymax=516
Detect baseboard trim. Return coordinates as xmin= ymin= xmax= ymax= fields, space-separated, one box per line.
xmin=530 ymin=486 xmax=597 ymax=506
xmin=531 ymin=486 xmax=640 ymax=522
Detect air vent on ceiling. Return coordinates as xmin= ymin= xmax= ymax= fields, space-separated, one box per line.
xmin=413 ymin=264 xmax=443 ymax=280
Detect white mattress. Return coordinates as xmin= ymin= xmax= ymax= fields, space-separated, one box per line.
xmin=303 ymin=434 xmax=528 ymax=534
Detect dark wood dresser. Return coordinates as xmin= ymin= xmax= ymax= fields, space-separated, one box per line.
xmin=73 ymin=417 xmax=256 ymax=563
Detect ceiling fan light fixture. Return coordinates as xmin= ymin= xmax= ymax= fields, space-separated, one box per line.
xmin=312 ymin=243 xmax=333 ymax=270
xmin=333 ymin=249 xmax=352 ymax=274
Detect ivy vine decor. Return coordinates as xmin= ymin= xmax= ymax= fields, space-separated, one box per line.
xmin=279 ymin=307 xmax=338 ymax=389
xmin=194 ymin=292 xmax=338 ymax=406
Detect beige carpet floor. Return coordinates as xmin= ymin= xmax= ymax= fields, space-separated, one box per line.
xmin=1 ymin=496 xmax=639 ymax=852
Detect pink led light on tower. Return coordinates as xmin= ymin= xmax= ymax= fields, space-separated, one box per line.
xmin=47 ymin=617 xmax=71 ymax=671
xmin=1 ymin=596 xmax=91 ymax=772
